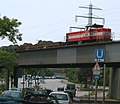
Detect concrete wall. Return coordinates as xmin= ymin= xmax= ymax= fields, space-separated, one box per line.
xmin=18 ymin=42 xmax=120 ymax=66
xmin=110 ymin=67 xmax=120 ymax=99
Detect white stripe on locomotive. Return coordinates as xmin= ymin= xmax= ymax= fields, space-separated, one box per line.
xmin=68 ymin=33 xmax=90 ymax=39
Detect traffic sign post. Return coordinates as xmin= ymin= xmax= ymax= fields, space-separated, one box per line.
xmin=92 ymin=62 xmax=101 ymax=104
xmin=94 ymin=49 xmax=106 ymax=104
xmin=94 ymin=78 xmax=98 ymax=104
xmin=94 ymin=75 xmax=99 ymax=80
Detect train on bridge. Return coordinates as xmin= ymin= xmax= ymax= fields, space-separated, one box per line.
xmin=1 ymin=23 xmax=112 ymax=51
xmin=19 ymin=22 xmax=112 ymax=50
xmin=0 ymin=3 xmax=113 ymax=51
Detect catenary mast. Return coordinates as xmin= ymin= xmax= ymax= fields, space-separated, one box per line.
xmin=76 ymin=3 xmax=104 ymax=26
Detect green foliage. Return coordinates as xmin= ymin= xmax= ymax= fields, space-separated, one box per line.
xmin=0 ymin=16 xmax=22 ymax=89
xmin=63 ymin=67 xmax=110 ymax=86
xmin=105 ymin=68 xmax=110 ymax=86
xmin=98 ymin=68 xmax=110 ymax=86
xmin=0 ymin=49 xmax=18 ymax=88
xmin=0 ymin=49 xmax=18 ymax=69
xmin=0 ymin=84 xmax=6 ymax=91
xmin=0 ymin=16 xmax=22 ymax=44
xmin=43 ymin=69 xmax=54 ymax=76
xmin=63 ymin=68 xmax=79 ymax=83
xmin=77 ymin=68 xmax=93 ymax=84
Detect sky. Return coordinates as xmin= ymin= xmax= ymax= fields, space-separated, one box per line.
xmin=0 ymin=0 xmax=120 ymax=46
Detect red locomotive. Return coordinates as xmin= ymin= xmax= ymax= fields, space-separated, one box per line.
xmin=66 ymin=24 xmax=112 ymax=44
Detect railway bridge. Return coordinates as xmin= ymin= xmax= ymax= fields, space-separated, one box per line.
xmin=15 ymin=41 xmax=120 ymax=99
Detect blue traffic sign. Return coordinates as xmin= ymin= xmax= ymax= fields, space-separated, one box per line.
xmin=95 ymin=49 xmax=104 ymax=62
xmin=94 ymin=75 xmax=100 ymax=80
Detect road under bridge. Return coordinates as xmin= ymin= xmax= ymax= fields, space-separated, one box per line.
xmin=15 ymin=41 xmax=120 ymax=99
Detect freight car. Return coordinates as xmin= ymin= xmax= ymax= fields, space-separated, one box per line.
xmin=16 ymin=41 xmax=65 ymax=51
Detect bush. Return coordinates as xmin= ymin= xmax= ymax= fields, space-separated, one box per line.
xmin=0 ymin=84 xmax=6 ymax=92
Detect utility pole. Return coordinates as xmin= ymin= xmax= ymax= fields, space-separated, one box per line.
xmin=70 ymin=3 xmax=104 ymax=33
xmin=76 ymin=3 xmax=104 ymax=26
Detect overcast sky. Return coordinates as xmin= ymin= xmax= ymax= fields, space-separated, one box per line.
xmin=0 ymin=0 xmax=120 ymax=46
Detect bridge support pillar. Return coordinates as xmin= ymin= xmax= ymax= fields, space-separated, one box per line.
xmin=13 ymin=67 xmax=19 ymax=88
xmin=110 ymin=67 xmax=120 ymax=99
xmin=6 ymin=68 xmax=10 ymax=90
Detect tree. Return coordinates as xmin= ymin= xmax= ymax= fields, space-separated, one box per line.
xmin=0 ymin=49 xmax=18 ymax=89
xmin=0 ymin=49 xmax=18 ymax=69
xmin=77 ymin=68 xmax=93 ymax=84
xmin=63 ymin=68 xmax=79 ymax=83
xmin=0 ymin=16 xmax=22 ymax=89
xmin=0 ymin=49 xmax=18 ymax=78
xmin=0 ymin=16 xmax=22 ymax=44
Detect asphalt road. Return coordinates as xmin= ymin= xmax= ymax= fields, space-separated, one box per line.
xmin=18 ymin=78 xmax=92 ymax=103
xmin=17 ymin=78 xmax=120 ymax=104
xmin=18 ymin=78 xmax=67 ymax=91
xmin=18 ymin=78 xmax=88 ymax=95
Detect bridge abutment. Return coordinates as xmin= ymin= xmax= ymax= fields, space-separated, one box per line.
xmin=110 ymin=67 xmax=120 ymax=99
